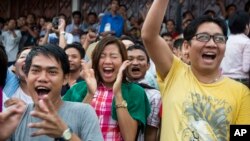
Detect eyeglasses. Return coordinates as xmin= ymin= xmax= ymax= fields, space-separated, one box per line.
xmin=193 ymin=33 xmax=227 ymax=44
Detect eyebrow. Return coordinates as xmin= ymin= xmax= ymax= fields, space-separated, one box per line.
xmin=31 ymin=64 xmax=59 ymax=70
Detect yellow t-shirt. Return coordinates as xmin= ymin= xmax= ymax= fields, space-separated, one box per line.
xmin=158 ymin=57 xmax=250 ymax=141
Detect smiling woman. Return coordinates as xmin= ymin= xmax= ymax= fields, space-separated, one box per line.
xmin=63 ymin=36 xmax=151 ymax=141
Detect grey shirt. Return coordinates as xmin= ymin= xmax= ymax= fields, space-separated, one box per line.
xmin=8 ymin=101 xmax=104 ymax=141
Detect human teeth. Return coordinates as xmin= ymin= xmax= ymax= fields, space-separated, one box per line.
xmin=104 ymin=68 xmax=113 ymax=70
xmin=204 ymin=52 xmax=215 ymax=55
xmin=37 ymin=86 xmax=48 ymax=90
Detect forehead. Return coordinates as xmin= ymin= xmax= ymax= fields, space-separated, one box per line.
xmin=102 ymin=44 xmax=120 ymax=54
xmin=128 ymin=49 xmax=147 ymax=57
xmin=31 ymin=54 xmax=61 ymax=68
xmin=196 ymin=22 xmax=223 ymax=34
xmin=65 ymin=48 xmax=80 ymax=55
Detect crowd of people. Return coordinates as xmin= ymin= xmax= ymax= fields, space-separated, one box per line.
xmin=0 ymin=0 xmax=250 ymax=140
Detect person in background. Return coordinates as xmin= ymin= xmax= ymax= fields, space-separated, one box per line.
xmin=0 ymin=44 xmax=103 ymax=141
xmin=161 ymin=32 xmax=174 ymax=52
xmin=0 ymin=18 xmax=22 ymax=66
xmin=165 ymin=19 xmax=179 ymax=39
xmin=221 ymin=11 xmax=250 ymax=87
xmin=120 ymin=37 xmax=159 ymax=89
xmin=61 ymin=43 xmax=85 ymax=95
xmin=141 ymin=0 xmax=250 ymax=140
xmin=4 ymin=46 xmax=33 ymax=104
xmin=21 ymin=13 xmax=39 ymax=48
xmin=63 ymin=36 xmax=150 ymax=141
xmin=66 ymin=11 xmax=84 ymax=43
xmin=99 ymin=0 xmax=125 ymax=37
xmin=82 ymin=12 xmax=99 ymax=33
xmin=41 ymin=16 xmax=73 ymax=48
xmin=126 ymin=44 xmax=161 ymax=141
xmin=173 ymin=38 xmax=184 ymax=58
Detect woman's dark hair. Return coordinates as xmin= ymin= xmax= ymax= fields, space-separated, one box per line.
xmin=0 ymin=44 xmax=8 ymax=87
xmin=183 ymin=15 xmax=228 ymax=41
xmin=25 ymin=44 xmax=70 ymax=75
xmin=91 ymin=36 xmax=127 ymax=83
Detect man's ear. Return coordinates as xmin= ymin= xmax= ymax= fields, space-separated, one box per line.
xmin=63 ymin=74 xmax=69 ymax=85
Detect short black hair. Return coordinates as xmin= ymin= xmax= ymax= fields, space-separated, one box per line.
xmin=72 ymin=11 xmax=82 ymax=18
xmin=88 ymin=12 xmax=98 ymax=18
xmin=226 ymin=4 xmax=237 ymax=12
xmin=64 ymin=42 xmax=85 ymax=59
xmin=161 ymin=32 xmax=172 ymax=38
xmin=127 ymin=43 xmax=150 ymax=64
xmin=182 ymin=10 xmax=194 ymax=19
xmin=25 ymin=44 xmax=70 ymax=75
xmin=228 ymin=11 xmax=250 ymax=34
xmin=183 ymin=15 xmax=227 ymax=41
xmin=203 ymin=10 xmax=216 ymax=17
xmin=173 ymin=38 xmax=184 ymax=49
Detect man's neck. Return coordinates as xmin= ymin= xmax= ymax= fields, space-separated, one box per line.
xmin=68 ymin=70 xmax=81 ymax=86
xmin=191 ymin=67 xmax=222 ymax=84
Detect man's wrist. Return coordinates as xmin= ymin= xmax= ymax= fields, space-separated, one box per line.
xmin=60 ymin=31 xmax=66 ymax=35
xmin=55 ymin=127 xmax=73 ymax=141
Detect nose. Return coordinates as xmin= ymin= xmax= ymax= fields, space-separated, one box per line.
xmin=103 ymin=56 xmax=112 ymax=64
xmin=131 ymin=59 xmax=139 ymax=65
xmin=68 ymin=56 xmax=73 ymax=62
xmin=37 ymin=71 xmax=48 ymax=83
xmin=206 ymin=37 xmax=217 ymax=47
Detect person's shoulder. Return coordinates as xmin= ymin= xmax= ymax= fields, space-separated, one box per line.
xmin=71 ymin=81 xmax=87 ymax=89
xmin=222 ymin=77 xmax=249 ymax=93
xmin=123 ymin=82 xmax=144 ymax=91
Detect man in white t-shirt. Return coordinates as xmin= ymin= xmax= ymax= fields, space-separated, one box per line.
xmin=40 ymin=17 xmax=73 ymax=48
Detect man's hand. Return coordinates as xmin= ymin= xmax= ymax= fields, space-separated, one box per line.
xmin=58 ymin=19 xmax=66 ymax=33
xmin=28 ymin=95 xmax=68 ymax=138
xmin=0 ymin=100 xmax=26 ymax=141
xmin=46 ymin=22 xmax=53 ymax=32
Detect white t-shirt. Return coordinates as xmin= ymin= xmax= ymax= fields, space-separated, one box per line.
xmin=48 ymin=32 xmax=73 ymax=45
xmin=12 ymin=87 xmax=33 ymax=104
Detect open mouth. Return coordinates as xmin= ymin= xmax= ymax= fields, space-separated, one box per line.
xmin=202 ymin=52 xmax=216 ymax=60
xmin=35 ymin=86 xmax=51 ymax=96
xmin=103 ymin=67 xmax=114 ymax=77
xmin=131 ymin=67 xmax=140 ymax=73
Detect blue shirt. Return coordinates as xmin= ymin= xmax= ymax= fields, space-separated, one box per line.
xmin=99 ymin=12 xmax=124 ymax=37
xmin=3 ymin=69 xmax=19 ymax=97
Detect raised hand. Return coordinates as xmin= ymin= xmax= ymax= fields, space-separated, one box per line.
xmin=80 ymin=60 xmax=97 ymax=95
xmin=0 ymin=101 xmax=26 ymax=140
xmin=28 ymin=95 xmax=68 ymax=138
xmin=58 ymin=18 xmax=66 ymax=33
xmin=113 ymin=60 xmax=131 ymax=95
